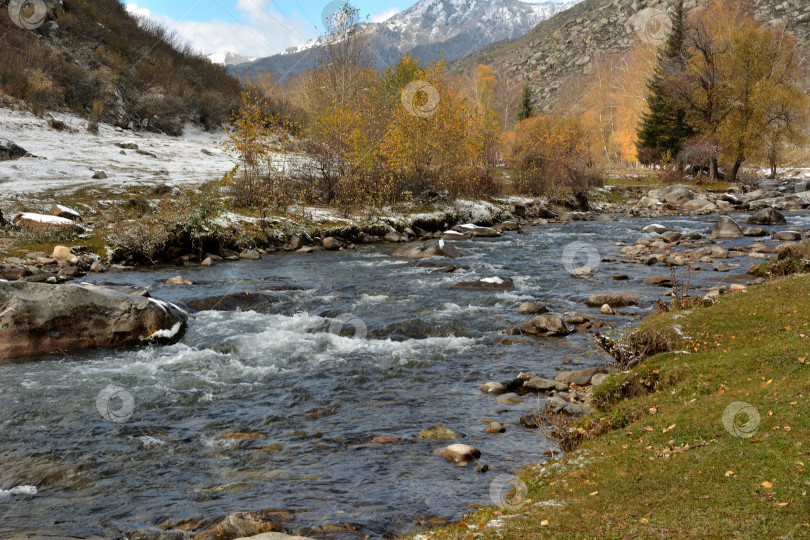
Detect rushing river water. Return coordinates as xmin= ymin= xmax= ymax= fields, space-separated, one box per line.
xmin=1 ymin=211 xmax=808 ymax=539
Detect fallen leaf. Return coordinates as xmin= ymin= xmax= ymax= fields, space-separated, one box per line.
xmin=541 ymin=520 xmax=549 ymax=526
xmin=725 ymin=471 xmax=734 ymax=477
xmin=643 ymin=425 xmax=654 ymax=432
xmin=762 ymin=481 xmax=773 ymax=488
xmin=589 ymin=491 xmax=599 ymax=496
xmin=663 ymin=424 xmax=676 ymax=433
xmin=641 ymin=518 xmax=649 ymax=525
xmin=777 ymin=502 xmax=788 ymax=507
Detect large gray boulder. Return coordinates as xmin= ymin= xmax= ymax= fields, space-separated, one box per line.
xmin=747 ymin=207 xmax=787 ymax=226
xmin=555 ymin=367 xmax=609 ymax=386
xmin=531 ymin=314 xmax=569 ymax=336
xmin=393 ymin=239 xmax=461 ymax=259
xmin=0 ymin=282 xmax=187 ymax=360
xmin=710 ymin=216 xmax=744 ymax=239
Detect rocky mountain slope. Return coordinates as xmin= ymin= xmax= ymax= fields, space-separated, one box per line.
xmin=232 ymin=0 xmax=579 ymax=80
xmin=452 ymin=0 xmax=810 ymax=112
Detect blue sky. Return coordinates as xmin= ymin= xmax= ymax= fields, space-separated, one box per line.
xmin=125 ymin=0 xmax=415 ymax=58
xmin=125 ymin=0 xmax=565 ymax=58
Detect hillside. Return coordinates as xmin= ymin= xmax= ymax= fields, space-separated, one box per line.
xmin=452 ymin=0 xmax=810 ymax=112
xmin=0 ymin=0 xmax=241 ymax=134
xmin=232 ymin=0 xmax=578 ymax=81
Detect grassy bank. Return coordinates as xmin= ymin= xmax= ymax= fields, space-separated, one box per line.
xmin=423 ymin=275 xmax=810 ymax=539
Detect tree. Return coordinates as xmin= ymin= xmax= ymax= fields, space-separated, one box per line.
xmin=636 ymin=0 xmax=695 ymax=166
xmin=516 ymin=83 xmax=533 ymax=122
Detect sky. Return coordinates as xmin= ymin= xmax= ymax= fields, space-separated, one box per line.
xmin=124 ymin=0 xmax=567 ymax=59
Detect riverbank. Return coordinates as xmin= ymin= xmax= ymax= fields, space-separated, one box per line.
xmin=415 ymin=272 xmax=810 ymax=539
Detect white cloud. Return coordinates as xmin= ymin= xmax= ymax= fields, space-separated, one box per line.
xmin=125 ymin=2 xmax=317 ymax=58
xmin=370 ymin=7 xmax=401 ymax=23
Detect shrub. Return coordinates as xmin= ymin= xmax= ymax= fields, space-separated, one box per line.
xmin=503 ymin=115 xmax=602 ymax=197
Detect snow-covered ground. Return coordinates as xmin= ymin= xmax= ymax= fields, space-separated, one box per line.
xmin=0 ymin=107 xmax=237 ymax=196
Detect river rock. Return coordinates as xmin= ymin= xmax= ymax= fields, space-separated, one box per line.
xmin=322 ymin=237 xmax=341 ymax=250
xmin=188 ymin=292 xmax=270 ymax=312
xmin=691 ymin=246 xmax=730 ymax=259
xmin=544 ymin=396 xmax=567 ymax=414
xmin=393 ymin=239 xmax=461 ymax=259
xmin=234 ymin=534 xmax=313 ymax=540
xmin=661 ymin=231 xmax=682 ymax=243
xmin=586 ymin=293 xmax=639 ymax=308
xmin=531 ymin=314 xmax=569 ymax=336
xmin=479 ymin=381 xmax=506 ymax=394
xmin=710 ymin=217 xmax=743 ymax=239
xmin=49 ymin=205 xmax=82 ymax=222
xmin=600 ymin=304 xmax=614 ymax=315
xmin=742 ymin=227 xmax=767 ymax=237
xmin=0 ymin=282 xmax=187 ymax=360
xmin=203 ymin=511 xmax=285 ymax=540
xmin=484 ymin=421 xmax=505 ymax=434
xmin=166 ymin=276 xmax=197 ymax=285
xmin=523 ymin=377 xmax=568 ymax=393
xmin=52 ymin=245 xmax=73 ymax=261
xmin=645 ymin=275 xmax=673 ymax=287
xmin=518 ymin=302 xmax=548 ymax=315
xmin=496 ymin=393 xmax=523 ymax=405
xmin=642 ymin=224 xmax=669 ymax=234
xmin=563 ymin=403 xmax=596 ymax=417
xmin=555 ymin=367 xmax=609 ymax=386
xmin=418 ymin=424 xmax=463 ymax=441
xmin=591 ymin=373 xmax=610 ymax=386
xmin=240 ymin=249 xmax=262 ymax=260
xmin=747 ymin=207 xmax=787 ymax=226
xmin=90 ymin=261 xmax=107 ymax=273
xmin=433 ymin=444 xmax=480 ymax=464
xmin=451 ymin=276 xmax=513 ymax=291
xmin=452 ymin=224 xmax=502 ymax=237
xmin=773 ymin=231 xmax=801 ymax=242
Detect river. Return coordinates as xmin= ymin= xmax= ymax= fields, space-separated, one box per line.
xmin=1 ymin=212 xmax=805 ymax=538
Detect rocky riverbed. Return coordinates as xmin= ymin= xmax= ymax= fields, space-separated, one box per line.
xmin=2 ymin=176 xmax=809 ymax=538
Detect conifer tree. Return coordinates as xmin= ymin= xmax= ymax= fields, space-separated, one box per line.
xmin=636 ymin=0 xmax=694 ymax=164
xmin=516 ymin=83 xmax=533 ymax=122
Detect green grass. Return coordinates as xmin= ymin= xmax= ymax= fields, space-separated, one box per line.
xmin=418 ymin=276 xmax=810 ymax=539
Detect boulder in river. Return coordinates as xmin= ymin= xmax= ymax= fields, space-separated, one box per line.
xmin=0 ymin=282 xmax=187 ymax=360
xmin=393 ymin=239 xmax=461 ymax=259
xmin=187 ymin=292 xmax=270 ymax=312
xmin=418 ymin=424 xmax=463 ymax=441
xmin=586 ymin=293 xmax=639 ymax=308
xmin=555 ymin=367 xmax=609 ymax=386
xmin=742 ymin=227 xmax=767 ymax=237
xmin=322 ymin=237 xmax=341 ymax=251
xmin=747 ymin=207 xmax=787 ymax=226
xmin=518 ymin=302 xmax=548 ymax=315
xmin=433 ymin=444 xmax=481 ymax=464
xmin=773 ymin=231 xmax=801 ymax=242
xmin=531 ymin=314 xmax=569 ymax=336
xmin=203 ymin=510 xmax=285 ymax=539
xmin=451 ymin=276 xmax=513 ymax=291
xmin=523 ymin=377 xmax=568 ymax=393
xmin=479 ymin=381 xmax=506 ymax=394
xmin=710 ymin=216 xmax=744 ymax=239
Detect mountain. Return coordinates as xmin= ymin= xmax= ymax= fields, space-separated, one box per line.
xmin=451 ymin=0 xmax=810 ymax=112
xmin=231 ymin=0 xmax=581 ymax=80
xmin=207 ymin=52 xmax=256 ymax=66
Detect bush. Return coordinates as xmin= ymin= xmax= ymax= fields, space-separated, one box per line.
xmin=503 ymin=115 xmax=602 ymax=197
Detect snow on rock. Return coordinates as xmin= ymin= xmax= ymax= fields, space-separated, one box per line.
xmin=13 ymin=213 xmax=85 ymax=232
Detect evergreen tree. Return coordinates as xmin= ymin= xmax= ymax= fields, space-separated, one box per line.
xmin=516 ymin=83 xmax=533 ymax=122
xmin=636 ymin=0 xmax=695 ymax=164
